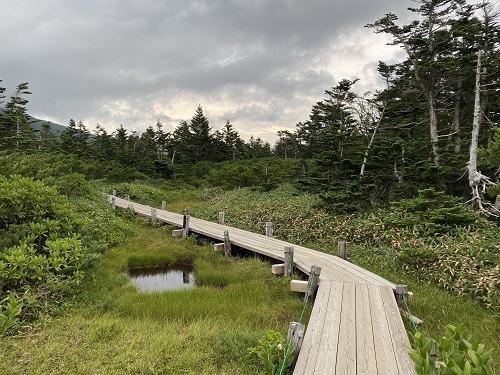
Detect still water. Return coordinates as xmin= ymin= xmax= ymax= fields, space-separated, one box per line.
xmin=129 ymin=265 xmax=195 ymax=292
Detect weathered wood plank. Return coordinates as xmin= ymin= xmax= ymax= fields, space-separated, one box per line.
xmin=355 ymin=283 xmax=377 ymax=375
xmin=380 ymin=286 xmax=415 ymax=375
xmin=293 ymin=280 xmax=332 ymax=373
xmin=335 ymin=282 xmax=356 ymax=374
xmin=311 ymin=281 xmax=344 ymax=374
xmin=368 ymin=285 xmax=400 ymax=375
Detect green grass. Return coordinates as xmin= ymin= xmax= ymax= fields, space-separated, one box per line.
xmin=0 ymin=222 xmax=308 ymax=374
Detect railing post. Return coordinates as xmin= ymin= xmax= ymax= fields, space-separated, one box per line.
xmin=161 ymin=201 xmax=166 ymax=210
xmin=125 ymin=194 xmax=130 ymax=201
xmin=430 ymin=339 xmax=437 ymax=371
xmin=112 ymin=189 xmax=116 ymax=197
xmin=218 ymin=211 xmax=225 ymax=225
xmin=183 ymin=208 xmax=190 ymax=239
xmin=284 ymin=246 xmax=294 ymax=277
xmin=304 ymin=266 xmax=321 ymax=303
xmin=287 ymin=321 xmax=305 ymax=364
xmin=151 ymin=208 xmax=157 ymax=226
xmin=338 ymin=241 xmax=347 ymax=260
xmin=141 ymin=196 xmax=146 ymax=205
xmin=395 ymin=284 xmax=409 ymax=306
xmin=266 ymin=222 xmax=273 ymax=237
xmin=111 ymin=196 xmax=116 ymax=210
xmin=224 ymin=230 xmax=232 ymax=257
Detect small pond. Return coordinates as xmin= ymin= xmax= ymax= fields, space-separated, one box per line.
xmin=129 ymin=264 xmax=195 ymax=292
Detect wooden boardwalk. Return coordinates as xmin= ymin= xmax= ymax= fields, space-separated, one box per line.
xmin=111 ymin=196 xmax=415 ymax=374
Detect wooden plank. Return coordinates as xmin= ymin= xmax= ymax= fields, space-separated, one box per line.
xmin=335 ymin=282 xmax=356 ymax=374
xmin=355 ymin=283 xmax=377 ymax=375
xmin=272 ymin=264 xmax=284 ymax=275
xmin=290 ymin=280 xmax=308 ymax=293
xmin=311 ymin=281 xmax=344 ymax=374
xmin=368 ymin=285 xmax=399 ymax=375
xmin=293 ymin=281 xmax=332 ymax=374
xmin=380 ymin=286 xmax=416 ymax=375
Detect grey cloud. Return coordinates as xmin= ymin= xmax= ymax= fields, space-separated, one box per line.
xmin=1 ymin=0 xmax=417 ymax=142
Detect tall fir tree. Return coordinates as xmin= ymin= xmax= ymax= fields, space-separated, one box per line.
xmin=2 ymin=82 xmax=34 ymax=151
xmin=189 ymin=105 xmax=214 ymax=162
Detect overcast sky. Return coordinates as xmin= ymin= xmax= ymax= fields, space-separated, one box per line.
xmin=2 ymin=0 xmax=424 ymax=143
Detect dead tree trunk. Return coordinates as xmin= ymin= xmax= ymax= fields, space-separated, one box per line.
xmin=360 ymin=104 xmax=386 ymax=176
xmin=467 ymin=50 xmax=497 ymax=215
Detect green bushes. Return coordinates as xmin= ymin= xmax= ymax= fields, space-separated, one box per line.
xmin=248 ymin=330 xmax=295 ymax=375
xmin=0 ymin=175 xmax=130 ymax=335
xmin=0 ymin=296 xmax=22 ymax=336
xmin=0 ymin=176 xmax=89 ymax=333
xmin=410 ymin=325 xmax=493 ymax=375
xmin=385 ymin=189 xmax=478 ymax=235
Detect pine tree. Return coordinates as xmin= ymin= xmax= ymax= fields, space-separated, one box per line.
xmin=38 ymin=122 xmax=59 ymax=152
xmin=219 ymin=120 xmax=243 ymax=161
xmin=170 ymin=120 xmax=192 ymax=164
xmin=60 ymin=119 xmax=78 ymax=154
xmin=92 ymin=124 xmax=115 ymax=162
xmin=189 ymin=105 xmax=214 ymax=162
xmin=113 ymin=125 xmax=130 ymax=165
xmin=154 ymin=119 xmax=169 ymax=161
xmin=2 ymin=82 xmax=34 ymax=151
xmin=275 ymin=130 xmax=298 ymax=159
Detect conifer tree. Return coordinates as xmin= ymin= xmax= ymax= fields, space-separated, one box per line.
xmin=189 ymin=105 xmax=214 ymax=162
xmin=218 ymin=120 xmax=243 ymax=161
xmin=2 ymin=82 xmax=34 ymax=151
xmin=38 ymin=122 xmax=59 ymax=152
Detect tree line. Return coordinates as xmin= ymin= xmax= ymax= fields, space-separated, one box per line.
xmin=1 ymin=0 xmax=499 ymax=213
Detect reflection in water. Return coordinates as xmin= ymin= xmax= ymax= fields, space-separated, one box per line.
xmin=129 ymin=265 xmax=195 ymax=292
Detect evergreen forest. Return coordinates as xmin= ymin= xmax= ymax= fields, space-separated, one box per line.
xmin=1 ymin=1 xmax=500 ymax=374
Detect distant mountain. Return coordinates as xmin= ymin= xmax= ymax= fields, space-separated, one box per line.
xmin=28 ymin=115 xmax=67 ymax=136
xmin=0 ymin=107 xmax=67 ymax=136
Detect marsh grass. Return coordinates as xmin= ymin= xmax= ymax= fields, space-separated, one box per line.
xmin=0 ymin=222 xmax=308 ymax=374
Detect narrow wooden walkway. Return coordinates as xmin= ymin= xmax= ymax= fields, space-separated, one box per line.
xmin=110 ymin=196 xmax=415 ymax=374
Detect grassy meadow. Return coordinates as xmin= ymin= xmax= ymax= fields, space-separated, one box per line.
xmin=0 ymin=220 xmax=308 ymax=374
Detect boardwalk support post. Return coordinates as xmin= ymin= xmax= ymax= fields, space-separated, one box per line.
xmin=266 ymin=222 xmax=273 ymax=237
xmin=395 ymin=284 xmax=409 ymax=305
xmin=218 ymin=211 xmax=225 ymax=225
xmin=172 ymin=229 xmax=183 ymax=236
xmin=305 ymin=266 xmax=321 ymax=303
xmin=338 ymin=241 xmax=347 ymax=260
xmin=112 ymin=189 xmax=116 ymax=197
xmin=102 ymin=187 xmax=106 ymax=193
xmin=284 ymin=246 xmax=294 ymax=276
xmin=183 ymin=208 xmax=190 ymax=239
xmin=287 ymin=322 xmax=305 ymax=363
xmin=111 ymin=196 xmax=116 ymax=210
xmin=430 ymin=339 xmax=437 ymax=371
xmin=141 ymin=196 xmax=146 ymax=205
xmin=161 ymin=201 xmax=166 ymax=210
xmin=272 ymin=264 xmax=285 ymax=275
xmin=151 ymin=208 xmax=157 ymax=226
xmin=125 ymin=195 xmax=130 ymax=201
xmin=224 ymin=230 xmax=232 ymax=257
